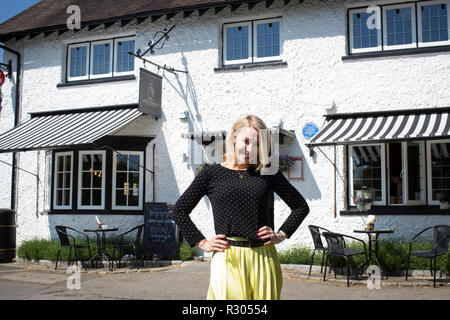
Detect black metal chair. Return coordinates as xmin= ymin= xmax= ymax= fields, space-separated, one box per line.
xmin=112 ymin=224 xmax=144 ymax=269
xmin=308 ymin=225 xmax=330 ymax=276
xmin=322 ymin=232 xmax=368 ymax=287
xmin=405 ymin=225 xmax=450 ymax=288
xmin=55 ymin=226 xmax=92 ymax=270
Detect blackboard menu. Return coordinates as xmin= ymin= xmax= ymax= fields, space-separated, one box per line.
xmin=143 ymin=203 xmax=179 ymax=259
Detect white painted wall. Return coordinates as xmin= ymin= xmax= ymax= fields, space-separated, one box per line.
xmin=0 ymin=0 xmax=449 ymax=251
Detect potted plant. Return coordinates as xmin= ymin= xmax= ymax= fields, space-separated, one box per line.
xmin=196 ymin=163 xmax=210 ymax=175
xmin=354 ymin=188 xmax=373 ymax=211
xmin=439 ymin=193 xmax=450 ymax=209
xmin=279 ymin=155 xmax=294 ymax=172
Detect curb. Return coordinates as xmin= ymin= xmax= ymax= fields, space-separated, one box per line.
xmin=281 ymin=264 xmax=450 ymax=288
xmin=14 ymin=257 xmax=184 ymax=274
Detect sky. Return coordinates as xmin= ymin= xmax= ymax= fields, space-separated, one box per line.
xmin=0 ymin=0 xmax=41 ymax=64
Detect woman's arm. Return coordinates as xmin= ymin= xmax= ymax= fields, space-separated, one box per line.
xmin=272 ymin=169 xmax=310 ymax=239
xmin=172 ymin=167 xmax=211 ymax=247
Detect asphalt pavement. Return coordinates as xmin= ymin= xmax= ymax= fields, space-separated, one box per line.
xmin=0 ymin=260 xmax=449 ymax=301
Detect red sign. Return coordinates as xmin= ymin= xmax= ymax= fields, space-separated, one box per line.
xmin=0 ymin=70 xmax=5 ymax=86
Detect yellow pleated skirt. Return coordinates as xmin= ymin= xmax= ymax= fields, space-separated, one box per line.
xmin=206 ymin=236 xmax=283 ymax=300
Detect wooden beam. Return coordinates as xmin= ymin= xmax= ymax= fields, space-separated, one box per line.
xmin=248 ymin=1 xmax=259 ymax=10
xmin=183 ymin=10 xmax=194 ymax=18
xmin=136 ymin=16 xmax=148 ymax=25
xmin=215 ymin=6 xmax=226 ymax=14
xmin=266 ymin=0 xmax=275 ymax=8
xmin=166 ymin=12 xmax=178 ymax=20
xmin=121 ymin=19 xmax=133 ymax=27
xmin=284 ymin=0 xmax=291 ymax=5
xmin=88 ymin=23 xmax=101 ymax=31
xmin=151 ymin=15 xmax=162 ymax=23
xmin=44 ymin=30 xmax=55 ymax=37
xmin=104 ymin=21 xmax=116 ymax=29
xmin=58 ymin=29 xmax=68 ymax=36
xmin=198 ymin=8 xmax=209 ymax=16
xmin=298 ymin=0 xmax=305 ymax=3
xmin=231 ymin=4 xmax=241 ymax=12
xmin=29 ymin=32 xmax=41 ymax=39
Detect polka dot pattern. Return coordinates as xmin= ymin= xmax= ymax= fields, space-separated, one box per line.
xmin=172 ymin=164 xmax=310 ymax=247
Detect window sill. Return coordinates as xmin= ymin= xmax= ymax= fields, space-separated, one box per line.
xmin=342 ymin=45 xmax=450 ymax=61
xmin=214 ymin=60 xmax=287 ymax=72
xmin=57 ymin=75 xmax=136 ymax=88
xmin=341 ymin=205 xmax=450 ymax=216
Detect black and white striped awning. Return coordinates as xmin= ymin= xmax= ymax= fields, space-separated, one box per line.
xmin=308 ymin=107 xmax=450 ymax=146
xmin=0 ymin=104 xmax=142 ymax=153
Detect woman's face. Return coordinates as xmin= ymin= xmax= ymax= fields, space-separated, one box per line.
xmin=233 ymin=126 xmax=260 ymax=165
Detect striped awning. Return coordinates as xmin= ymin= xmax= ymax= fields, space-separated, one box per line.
xmin=308 ymin=107 xmax=450 ymax=146
xmin=0 ymin=104 xmax=142 ymax=153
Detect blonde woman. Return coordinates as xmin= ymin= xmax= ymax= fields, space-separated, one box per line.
xmin=172 ymin=114 xmax=309 ymax=300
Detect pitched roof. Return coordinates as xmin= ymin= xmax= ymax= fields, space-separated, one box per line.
xmin=0 ymin=0 xmax=276 ymax=42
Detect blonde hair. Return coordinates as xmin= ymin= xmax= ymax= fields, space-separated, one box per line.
xmin=222 ymin=114 xmax=271 ymax=171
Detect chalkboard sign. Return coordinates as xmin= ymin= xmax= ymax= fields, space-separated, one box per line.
xmin=143 ymin=203 xmax=179 ymax=259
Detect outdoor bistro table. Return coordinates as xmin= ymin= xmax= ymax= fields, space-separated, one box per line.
xmin=83 ymin=228 xmax=119 ymax=271
xmin=353 ymin=229 xmax=394 ymax=279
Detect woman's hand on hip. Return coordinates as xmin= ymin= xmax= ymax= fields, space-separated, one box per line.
xmin=258 ymin=226 xmax=287 ymax=245
xmin=197 ymin=235 xmax=228 ymax=253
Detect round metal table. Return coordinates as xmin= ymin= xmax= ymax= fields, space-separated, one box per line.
xmin=84 ymin=228 xmax=119 ymax=271
xmin=354 ymin=229 xmax=394 ymax=279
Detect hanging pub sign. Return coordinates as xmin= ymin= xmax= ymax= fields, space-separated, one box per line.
xmin=139 ymin=68 xmax=162 ymax=119
xmin=143 ymin=202 xmax=179 ymax=259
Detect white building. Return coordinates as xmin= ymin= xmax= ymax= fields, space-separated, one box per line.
xmin=0 ymin=0 xmax=449 ymax=255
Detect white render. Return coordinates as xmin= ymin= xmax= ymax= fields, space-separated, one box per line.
xmin=0 ymin=0 xmax=449 ymax=253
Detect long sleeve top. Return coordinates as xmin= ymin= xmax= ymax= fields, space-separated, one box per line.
xmin=172 ymin=163 xmax=310 ymax=247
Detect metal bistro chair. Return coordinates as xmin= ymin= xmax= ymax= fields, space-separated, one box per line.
xmin=55 ymin=226 xmax=92 ymax=270
xmin=406 ymin=225 xmax=450 ymax=288
xmin=308 ymin=225 xmax=330 ymax=276
xmin=112 ymin=224 xmax=144 ymax=269
xmin=322 ymin=232 xmax=367 ymax=287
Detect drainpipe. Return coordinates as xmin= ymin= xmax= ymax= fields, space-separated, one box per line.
xmin=0 ymin=44 xmax=22 ymax=211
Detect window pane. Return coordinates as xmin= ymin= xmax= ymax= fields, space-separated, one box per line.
xmin=64 ymin=155 xmax=71 ymax=171
xmin=352 ymin=12 xmax=379 ymax=49
xmin=386 ymin=7 xmax=413 ymax=46
xmin=129 ymin=172 xmax=140 ymax=185
xmin=116 ymin=154 xmax=128 ymax=171
xmin=226 ymin=25 xmax=249 ymax=61
xmin=70 ymin=46 xmax=87 ymax=77
xmin=128 ymin=190 xmax=139 ymax=206
xmin=82 ymin=172 xmax=91 ymax=188
xmin=389 ymin=143 xmax=403 ymax=204
xmin=63 ymin=190 xmax=70 ymax=206
xmin=92 ymin=172 xmax=102 ymax=188
xmin=430 ymin=142 xmax=450 ymax=201
xmin=92 ymin=43 xmax=111 ymax=75
xmin=421 ymin=3 xmax=448 ymax=43
xmin=81 ymin=190 xmax=91 ymax=206
xmin=116 ymin=40 xmax=135 ymax=73
xmin=407 ymin=142 xmax=425 ymax=201
xmin=256 ymin=22 xmax=280 ymax=58
xmin=117 ymin=173 xmax=127 ymax=188
xmin=57 ymin=190 xmax=63 ymax=206
xmin=92 ymin=190 xmax=102 ymax=206
xmin=116 ymin=190 xmax=127 ymax=206
xmin=82 ymin=154 xmax=91 ymax=170
xmin=129 ymin=155 xmax=140 ymax=171
xmin=352 ymin=145 xmax=382 ymax=202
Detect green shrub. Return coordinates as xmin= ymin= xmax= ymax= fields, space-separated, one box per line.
xmin=179 ymin=241 xmax=195 ymax=261
xmin=279 ymin=239 xmax=450 ymax=274
xmin=17 ymin=238 xmax=195 ymax=262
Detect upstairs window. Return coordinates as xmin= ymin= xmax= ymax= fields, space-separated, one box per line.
xmin=223 ymin=18 xmax=281 ymax=65
xmin=347 ymin=1 xmax=450 ymax=54
xmin=67 ymin=36 xmax=135 ymax=82
xmin=418 ymin=1 xmax=450 ymax=46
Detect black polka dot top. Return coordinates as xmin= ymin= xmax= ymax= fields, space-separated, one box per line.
xmin=172 ymin=163 xmax=310 ymax=247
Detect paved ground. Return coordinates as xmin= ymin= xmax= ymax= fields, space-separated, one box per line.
xmin=0 ymin=260 xmax=449 ymax=300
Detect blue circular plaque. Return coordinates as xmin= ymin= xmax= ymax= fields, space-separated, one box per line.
xmin=302 ymin=122 xmax=319 ymax=140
